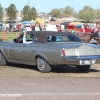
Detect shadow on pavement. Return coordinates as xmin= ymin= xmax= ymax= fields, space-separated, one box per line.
xmin=51 ymin=66 xmax=100 ymax=73
xmin=7 ymin=63 xmax=100 ymax=73
xmin=8 ymin=63 xmax=38 ymax=70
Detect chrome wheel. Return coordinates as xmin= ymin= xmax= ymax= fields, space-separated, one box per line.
xmin=37 ymin=57 xmax=46 ymax=70
xmin=37 ymin=57 xmax=51 ymax=73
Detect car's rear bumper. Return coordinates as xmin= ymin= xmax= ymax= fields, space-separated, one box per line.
xmin=62 ymin=56 xmax=100 ymax=65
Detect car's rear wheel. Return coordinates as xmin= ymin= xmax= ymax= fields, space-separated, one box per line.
xmin=76 ymin=65 xmax=90 ymax=71
xmin=0 ymin=52 xmax=7 ymax=66
xmin=37 ymin=57 xmax=51 ymax=73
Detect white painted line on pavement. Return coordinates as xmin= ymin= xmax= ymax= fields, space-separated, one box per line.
xmin=0 ymin=93 xmax=100 ymax=97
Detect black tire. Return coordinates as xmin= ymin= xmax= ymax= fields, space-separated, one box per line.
xmin=37 ymin=57 xmax=51 ymax=73
xmin=0 ymin=52 xmax=7 ymax=66
xmin=76 ymin=65 xmax=90 ymax=72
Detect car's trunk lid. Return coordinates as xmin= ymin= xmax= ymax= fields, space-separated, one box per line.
xmin=55 ymin=43 xmax=97 ymax=56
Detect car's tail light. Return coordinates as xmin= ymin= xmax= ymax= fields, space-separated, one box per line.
xmin=61 ymin=48 xmax=65 ymax=56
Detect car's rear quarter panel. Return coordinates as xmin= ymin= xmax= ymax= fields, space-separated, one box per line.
xmin=28 ymin=43 xmax=100 ymax=65
xmin=28 ymin=43 xmax=63 ymax=65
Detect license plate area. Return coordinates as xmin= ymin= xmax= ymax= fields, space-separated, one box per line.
xmin=80 ymin=59 xmax=92 ymax=65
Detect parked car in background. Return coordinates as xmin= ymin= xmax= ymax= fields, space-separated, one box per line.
xmin=0 ymin=31 xmax=100 ymax=73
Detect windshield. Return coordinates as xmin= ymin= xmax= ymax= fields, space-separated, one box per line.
xmin=47 ymin=35 xmax=82 ymax=42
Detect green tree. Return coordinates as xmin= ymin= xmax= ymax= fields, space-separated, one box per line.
xmin=63 ymin=6 xmax=74 ymax=17
xmin=0 ymin=4 xmax=3 ymax=21
xmin=5 ymin=3 xmax=17 ymax=21
xmin=49 ymin=8 xmax=61 ymax=18
xmin=22 ymin=5 xmax=37 ymax=21
xmin=95 ymin=9 xmax=100 ymax=20
xmin=59 ymin=8 xmax=64 ymax=17
xmin=22 ymin=5 xmax=31 ymax=21
xmin=29 ymin=7 xmax=37 ymax=20
xmin=79 ymin=6 xmax=95 ymax=22
xmin=72 ymin=12 xmax=79 ymax=18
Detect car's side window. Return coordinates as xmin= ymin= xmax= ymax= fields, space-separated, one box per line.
xmin=18 ymin=34 xmax=34 ymax=43
xmin=47 ymin=35 xmax=82 ymax=42
xmin=26 ymin=34 xmax=33 ymax=41
xmin=68 ymin=35 xmax=82 ymax=42
xmin=47 ymin=35 xmax=69 ymax=42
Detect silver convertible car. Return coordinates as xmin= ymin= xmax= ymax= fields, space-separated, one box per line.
xmin=0 ymin=31 xmax=100 ymax=73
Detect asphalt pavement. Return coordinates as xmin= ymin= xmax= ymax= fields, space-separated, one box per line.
xmin=0 ymin=64 xmax=100 ymax=100
xmin=0 ymin=76 xmax=100 ymax=100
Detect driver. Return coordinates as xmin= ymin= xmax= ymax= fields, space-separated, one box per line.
xmin=23 ymin=32 xmax=33 ymax=43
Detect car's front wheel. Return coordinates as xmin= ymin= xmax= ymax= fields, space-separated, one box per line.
xmin=37 ymin=57 xmax=51 ymax=73
xmin=76 ymin=65 xmax=90 ymax=72
xmin=0 ymin=52 xmax=7 ymax=66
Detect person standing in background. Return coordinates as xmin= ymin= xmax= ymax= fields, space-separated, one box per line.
xmin=32 ymin=21 xmax=42 ymax=31
xmin=90 ymin=27 xmax=100 ymax=38
xmin=46 ymin=18 xmax=57 ymax=31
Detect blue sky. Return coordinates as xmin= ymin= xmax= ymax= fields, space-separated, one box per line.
xmin=0 ymin=0 xmax=100 ymax=12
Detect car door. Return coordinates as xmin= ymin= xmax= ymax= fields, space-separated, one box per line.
xmin=8 ymin=42 xmax=28 ymax=62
